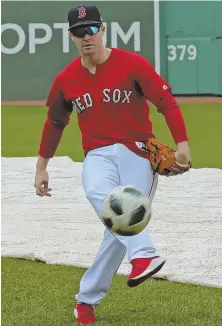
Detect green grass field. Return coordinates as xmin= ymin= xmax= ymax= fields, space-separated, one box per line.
xmin=1 ymin=103 xmax=222 ymax=326
xmin=2 ymin=258 xmax=222 ymax=326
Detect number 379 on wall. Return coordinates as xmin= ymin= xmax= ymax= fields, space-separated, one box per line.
xmin=168 ymin=45 xmax=197 ymax=61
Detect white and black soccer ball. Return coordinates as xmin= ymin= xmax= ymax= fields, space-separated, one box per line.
xmin=101 ymin=186 xmax=152 ymax=236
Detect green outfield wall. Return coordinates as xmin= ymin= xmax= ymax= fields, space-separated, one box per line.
xmin=1 ymin=1 xmax=155 ymax=101
xmin=160 ymin=1 xmax=222 ymax=95
xmin=1 ymin=1 xmax=222 ymax=101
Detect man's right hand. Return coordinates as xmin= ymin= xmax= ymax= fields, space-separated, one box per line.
xmin=34 ymin=169 xmax=52 ymax=197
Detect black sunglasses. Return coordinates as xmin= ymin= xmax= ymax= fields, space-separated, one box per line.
xmin=71 ymin=24 xmax=101 ymax=38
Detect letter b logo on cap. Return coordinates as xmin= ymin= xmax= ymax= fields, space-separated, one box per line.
xmin=78 ymin=7 xmax=87 ymax=18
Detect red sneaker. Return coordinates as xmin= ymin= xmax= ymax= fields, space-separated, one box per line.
xmin=74 ymin=303 xmax=96 ymax=324
xmin=127 ymin=256 xmax=166 ymax=287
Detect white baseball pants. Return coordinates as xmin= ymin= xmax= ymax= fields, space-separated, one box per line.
xmin=75 ymin=144 xmax=158 ymax=305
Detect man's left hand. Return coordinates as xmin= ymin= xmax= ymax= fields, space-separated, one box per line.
xmin=175 ymin=141 xmax=191 ymax=166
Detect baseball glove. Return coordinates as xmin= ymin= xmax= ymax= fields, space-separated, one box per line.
xmin=136 ymin=138 xmax=192 ymax=176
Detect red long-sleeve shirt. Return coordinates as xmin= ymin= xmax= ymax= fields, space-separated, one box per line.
xmin=39 ymin=48 xmax=188 ymax=158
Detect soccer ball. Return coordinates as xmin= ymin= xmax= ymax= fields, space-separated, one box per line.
xmin=101 ymin=186 xmax=152 ymax=236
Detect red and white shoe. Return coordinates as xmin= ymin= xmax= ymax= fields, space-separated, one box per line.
xmin=127 ymin=256 xmax=166 ymax=287
xmin=74 ymin=303 xmax=96 ymax=324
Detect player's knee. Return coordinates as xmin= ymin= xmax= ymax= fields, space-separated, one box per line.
xmin=85 ymin=188 xmax=95 ymax=202
xmin=85 ymin=188 xmax=105 ymax=203
xmin=85 ymin=188 xmax=105 ymax=216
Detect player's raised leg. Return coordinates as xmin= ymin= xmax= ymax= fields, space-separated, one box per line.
xmin=116 ymin=144 xmax=166 ymax=287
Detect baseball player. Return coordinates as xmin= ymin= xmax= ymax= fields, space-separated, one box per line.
xmin=34 ymin=4 xmax=191 ymax=324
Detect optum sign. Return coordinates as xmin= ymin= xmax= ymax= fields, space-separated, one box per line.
xmin=1 ymin=1 xmax=154 ymax=101
xmin=1 ymin=22 xmax=141 ymax=54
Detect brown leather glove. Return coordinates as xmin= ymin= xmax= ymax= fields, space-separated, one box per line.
xmin=136 ymin=138 xmax=192 ymax=176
